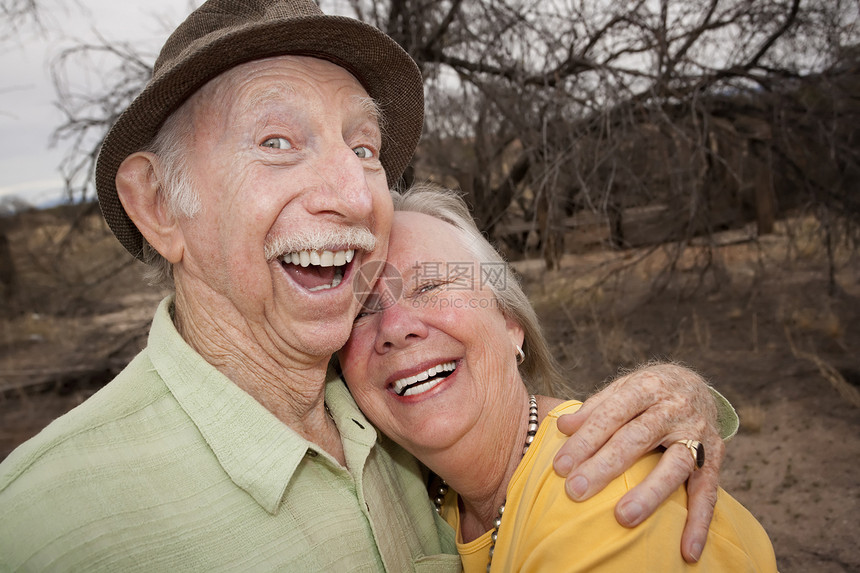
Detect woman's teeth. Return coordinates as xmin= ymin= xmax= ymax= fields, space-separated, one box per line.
xmin=393 ymin=361 xmax=457 ymax=396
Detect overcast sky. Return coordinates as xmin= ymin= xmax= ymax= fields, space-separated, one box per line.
xmin=0 ymin=0 xmax=194 ymax=207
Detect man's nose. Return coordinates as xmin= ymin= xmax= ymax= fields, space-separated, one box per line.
xmin=304 ymin=143 xmax=377 ymax=221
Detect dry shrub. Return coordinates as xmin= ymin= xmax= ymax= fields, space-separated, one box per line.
xmin=691 ymin=311 xmax=712 ymax=351
xmin=588 ymin=307 xmax=645 ymax=370
xmin=738 ymin=402 xmax=766 ymax=434
xmin=788 ymin=307 xmax=844 ymax=341
xmin=529 ymin=273 xmax=606 ymax=315
xmin=784 ymin=325 xmax=860 ymax=409
xmin=787 ymin=217 xmax=825 ymax=260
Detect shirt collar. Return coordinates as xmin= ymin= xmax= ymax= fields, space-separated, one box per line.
xmin=147 ymin=296 xmax=377 ymax=514
xmin=323 ymin=366 xmax=379 ymax=475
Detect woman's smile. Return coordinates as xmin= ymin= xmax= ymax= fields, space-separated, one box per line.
xmin=389 ymin=360 xmax=458 ymax=397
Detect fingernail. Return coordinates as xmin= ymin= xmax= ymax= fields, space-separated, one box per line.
xmin=618 ymin=500 xmax=643 ymax=525
xmin=690 ymin=542 xmax=703 ymax=562
xmin=568 ymin=475 xmax=588 ymax=500
xmin=555 ymin=455 xmax=573 ymax=474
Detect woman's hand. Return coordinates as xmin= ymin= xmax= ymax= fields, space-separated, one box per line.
xmin=551 ymin=363 xmax=725 ymax=563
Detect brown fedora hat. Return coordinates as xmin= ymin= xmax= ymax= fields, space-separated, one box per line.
xmin=96 ymin=0 xmax=424 ymax=261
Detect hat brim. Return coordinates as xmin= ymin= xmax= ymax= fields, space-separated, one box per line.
xmin=96 ymin=15 xmax=424 ymax=261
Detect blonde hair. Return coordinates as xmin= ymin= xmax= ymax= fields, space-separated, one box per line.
xmin=391 ymin=183 xmax=564 ymax=395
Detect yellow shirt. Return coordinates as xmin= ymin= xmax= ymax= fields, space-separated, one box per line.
xmin=442 ymin=400 xmax=777 ymax=572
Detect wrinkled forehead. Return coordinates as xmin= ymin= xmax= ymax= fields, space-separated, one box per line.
xmin=184 ymin=54 xmax=382 ymax=128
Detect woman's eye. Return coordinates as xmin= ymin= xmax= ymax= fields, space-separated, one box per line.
xmin=353 ymin=307 xmax=380 ymax=326
xmin=261 ymin=137 xmax=292 ymax=150
xmin=354 ymin=295 xmax=384 ymax=323
xmin=353 ymin=145 xmax=374 ymax=159
xmin=354 ymin=310 xmax=370 ymax=321
xmin=417 ymin=282 xmax=441 ymax=295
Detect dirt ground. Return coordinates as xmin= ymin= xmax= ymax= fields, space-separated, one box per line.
xmin=1 ymin=207 xmax=858 ymax=572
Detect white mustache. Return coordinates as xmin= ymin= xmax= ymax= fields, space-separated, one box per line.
xmin=264 ymin=227 xmax=377 ymax=261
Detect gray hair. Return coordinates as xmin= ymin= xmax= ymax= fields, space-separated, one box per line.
xmin=140 ymin=100 xmax=201 ymax=288
xmin=391 ymin=183 xmax=564 ymax=395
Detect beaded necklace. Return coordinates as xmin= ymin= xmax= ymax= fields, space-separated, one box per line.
xmin=433 ymin=395 xmax=539 ymax=572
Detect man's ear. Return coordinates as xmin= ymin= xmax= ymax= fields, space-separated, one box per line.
xmin=115 ymin=152 xmax=184 ymax=264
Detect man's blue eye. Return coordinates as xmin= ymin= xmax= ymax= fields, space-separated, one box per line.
xmin=262 ymin=137 xmax=292 ymax=149
xmin=353 ymin=145 xmax=374 ymax=159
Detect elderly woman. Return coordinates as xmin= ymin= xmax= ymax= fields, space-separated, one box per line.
xmin=338 ymin=184 xmax=777 ymax=572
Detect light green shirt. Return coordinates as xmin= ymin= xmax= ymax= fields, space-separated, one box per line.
xmin=0 ymin=297 xmax=459 ymax=572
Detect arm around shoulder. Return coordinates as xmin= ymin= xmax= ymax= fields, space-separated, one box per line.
xmin=495 ymin=404 xmax=775 ymax=572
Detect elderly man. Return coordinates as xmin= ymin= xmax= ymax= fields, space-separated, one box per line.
xmin=0 ymin=0 xmax=734 ymax=570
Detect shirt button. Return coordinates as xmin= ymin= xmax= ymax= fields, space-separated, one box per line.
xmin=306 ymin=449 xmax=318 ymax=457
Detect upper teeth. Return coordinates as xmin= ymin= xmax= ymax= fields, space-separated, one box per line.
xmin=392 ymin=361 xmax=456 ymax=396
xmin=279 ymin=249 xmax=355 ymax=268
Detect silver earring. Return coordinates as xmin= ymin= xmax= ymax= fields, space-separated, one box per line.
xmin=515 ymin=345 xmax=525 ymax=365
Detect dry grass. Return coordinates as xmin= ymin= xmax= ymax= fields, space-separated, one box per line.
xmin=784 ymin=324 xmax=860 ymax=409
xmin=514 ymin=214 xmax=859 ymax=571
xmin=2 ymin=207 xmax=858 ymax=572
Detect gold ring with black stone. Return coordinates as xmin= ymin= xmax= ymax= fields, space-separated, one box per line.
xmin=675 ymin=439 xmax=705 ymax=469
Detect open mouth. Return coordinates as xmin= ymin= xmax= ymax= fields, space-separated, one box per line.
xmin=391 ymin=361 xmax=457 ymax=397
xmin=278 ymin=248 xmax=355 ymax=292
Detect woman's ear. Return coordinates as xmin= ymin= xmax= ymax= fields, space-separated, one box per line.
xmin=115 ymin=152 xmax=185 ymax=264
xmin=505 ymin=314 xmax=525 ymax=351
